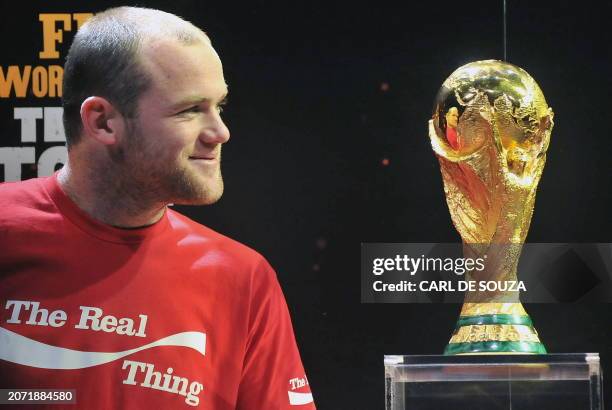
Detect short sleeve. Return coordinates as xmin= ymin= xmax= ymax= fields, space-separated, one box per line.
xmin=236 ymin=259 xmax=315 ymax=409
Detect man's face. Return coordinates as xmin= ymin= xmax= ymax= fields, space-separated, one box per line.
xmin=445 ymin=107 xmax=459 ymax=129
xmin=116 ymin=37 xmax=230 ymax=205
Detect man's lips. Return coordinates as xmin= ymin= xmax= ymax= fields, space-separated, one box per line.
xmin=189 ymin=153 xmax=218 ymax=160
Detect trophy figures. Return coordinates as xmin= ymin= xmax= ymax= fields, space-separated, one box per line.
xmin=428 ymin=60 xmax=554 ymax=354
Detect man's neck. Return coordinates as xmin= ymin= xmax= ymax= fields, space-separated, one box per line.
xmin=57 ymin=163 xmax=166 ymax=229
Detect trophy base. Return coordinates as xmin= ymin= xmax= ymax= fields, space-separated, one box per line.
xmin=384 ymin=353 xmax=603 ymax=410
xmin=445 ymin=303 xmax=546 ymax=355
xmin=445 ymin=341 xmax=547 ymax=355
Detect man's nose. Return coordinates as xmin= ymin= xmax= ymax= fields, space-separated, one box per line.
xmin=199 ymin=112 xmax=230 ymax=144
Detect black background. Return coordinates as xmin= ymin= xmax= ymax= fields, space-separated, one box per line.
xmin=1 ymin=1 xmax=611 ymax=408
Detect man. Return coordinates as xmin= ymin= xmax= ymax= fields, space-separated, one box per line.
xmin=445 ymin=107 xmax=460 ymax=150
xmin=0 ymin=7 xmax=315 ymax=409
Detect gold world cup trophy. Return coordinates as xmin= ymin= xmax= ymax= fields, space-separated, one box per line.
xmin=428 ymin=60 xmax=554 ymax=354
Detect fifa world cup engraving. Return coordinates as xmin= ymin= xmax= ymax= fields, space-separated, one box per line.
xmin=428 ymin=60 xmax=554 ymax=354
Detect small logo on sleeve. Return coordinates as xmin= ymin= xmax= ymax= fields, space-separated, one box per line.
xmin=287 ymin=375 xmax=313 ymax=406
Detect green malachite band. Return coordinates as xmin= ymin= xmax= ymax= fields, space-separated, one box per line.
xmin=455 ymin=314 xmax=533 ymax=329
xmin=444 ymin=341 xmax=547 ymax=355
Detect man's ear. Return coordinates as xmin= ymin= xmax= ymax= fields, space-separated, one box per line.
xmin=80 ymin=96 xmax=126 ymax=146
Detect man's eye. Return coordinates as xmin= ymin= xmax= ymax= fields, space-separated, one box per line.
xmin=177 ymin=101 xmax=226 ymax=116
xmin=179 ymin=106 xmax=201 ymax=115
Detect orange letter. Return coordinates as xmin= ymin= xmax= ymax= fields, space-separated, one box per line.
xmin=32 ymin=66 xmax=48 ymax=97
xmin=0 ymin=66 xmax=31 ymax=98
xmin=48 ymin=65 xmax=63 ymax=97
xmin=39 ymin=14 xmax=72 ymax=59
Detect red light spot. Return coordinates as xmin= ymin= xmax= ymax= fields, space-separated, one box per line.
xmin=380 ymin=82 xmax=390 ymax=92
xmin=381 ymin=158 xmax=390 ymax=166
xmin=315 ymin=238 xmax=327 ymax=249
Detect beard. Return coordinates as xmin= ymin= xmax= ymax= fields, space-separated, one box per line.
xmin=161 ymin=158 xmax=225 ymax=205
xmin=107 ymin=120 xmax=225 ymax=206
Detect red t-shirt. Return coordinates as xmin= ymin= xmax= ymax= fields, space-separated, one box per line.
xmin=0 ymin=175 xmax=315 ymax=409
xmin=446 ymin=126 xmax=460 ymax=150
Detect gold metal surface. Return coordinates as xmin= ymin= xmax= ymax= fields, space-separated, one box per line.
xmin=429 ymin=60 xmax=553 ymax=248
xmin=459 ymin=302 xmax=526 ymax=317
xmin=449 ymin=324 xmax=542 ymax=344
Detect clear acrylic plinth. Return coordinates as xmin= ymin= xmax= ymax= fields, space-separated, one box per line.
xmin=384 ymin=353 xmax=603 ymax=410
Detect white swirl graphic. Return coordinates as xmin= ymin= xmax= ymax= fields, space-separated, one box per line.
xmin=0 ymin=327 xmax=206 ymax=369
